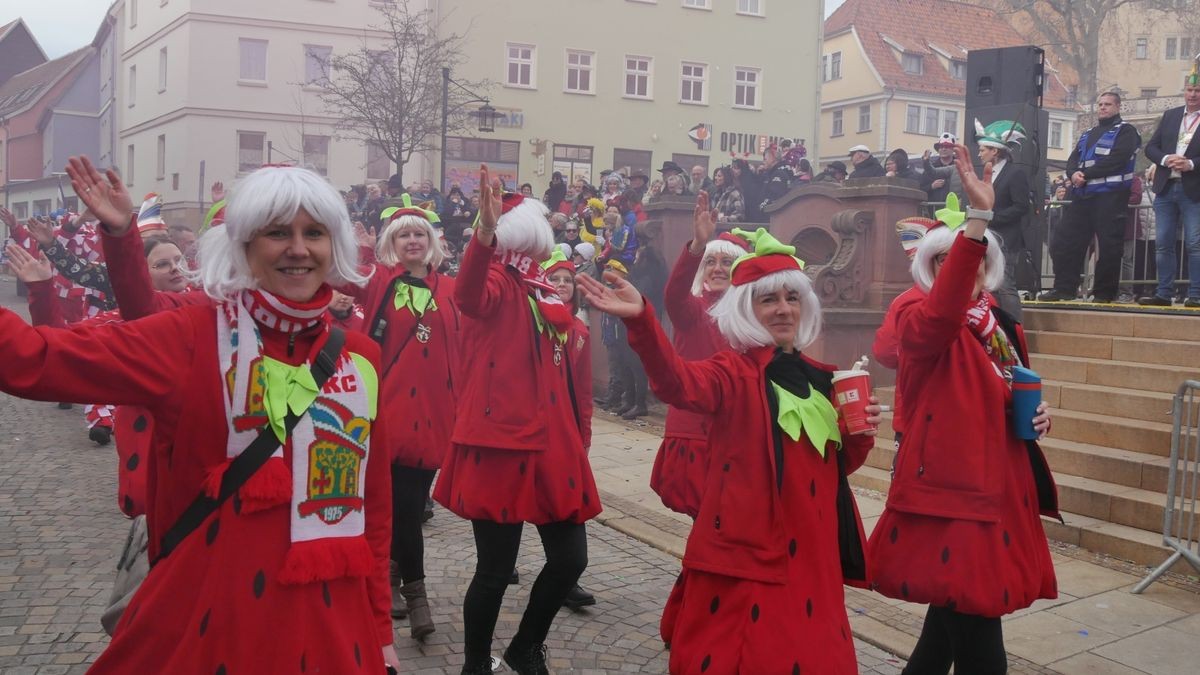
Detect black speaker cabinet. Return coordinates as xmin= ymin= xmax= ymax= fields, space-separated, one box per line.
xmin=966 ymin=46 xmax=1045 ymax=109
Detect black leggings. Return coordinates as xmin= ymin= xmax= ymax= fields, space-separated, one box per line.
xmin=902 ymin=605 xmax=1007 ymax=675
xmin=390 ymin=464 xmax=436 ymax=583
xmin=462 ymin=520 xmax=588 ymax=668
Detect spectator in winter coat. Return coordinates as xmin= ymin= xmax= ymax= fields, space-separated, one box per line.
xmin=848 ymin=145 xmax=886 ymax=179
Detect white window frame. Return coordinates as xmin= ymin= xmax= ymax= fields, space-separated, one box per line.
xmin=950 ymin=60 xmax=966 ymax=80
xmin=736 ymin=0 xmax=764 ymax=16
xmin=623 ymin=55 xmax=653 ymax=100
xmin=858 ymin=104 xmax=871 ymax=132
xmin=504 ymin=43 xmax=536 ymax=89
xmin=237 ymin=131 xmax=265 ymax=174
xmin=830 ymin=51 xmax=842 ymax=81
xmin=923 ymin=107 xmax=940 ymax=136
xmin=682 ymin=0 xmax=711 ymax=9
xmin=564 ymin=49 xmax=596 ymax=95
xmin=156 ymin=134 xmax=166 ymax=180
xmin=733 ymin=66 xmax=761 ymax=110
xmin=1135 ymin=37 xmax=1149 ymax=60
xmin=158 ymin=47 xmax=167 ymax=93
xmin=905 ymin=104 xmax=921 ymax=134
xmin=1166 ymin=37 xmax=1177 ymax=60
xmin=127 ymin=65 xmax=136 ymax=107
xmin=902 ymin=52 xmax=923 ymax=75
xmin=831 ymin=109 xmax=844 ymax=137
xmin=680 ymin=61 xmax=708 ymax=105
xmin=238 ymin=38 xmax=269 ymax=85
xmin=304 ymin=44 xmax=332 ymax=87
xmin=942 ymin=109 xmax=959 ymax=136
xmin=1049 ymin=121 xmax=1063 ymax=149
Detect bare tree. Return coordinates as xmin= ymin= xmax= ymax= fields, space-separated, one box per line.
xmin=315 ymin=0 xmax=488 ymax=184
xmin=982 ymin=0 xmax=1185 ymax=104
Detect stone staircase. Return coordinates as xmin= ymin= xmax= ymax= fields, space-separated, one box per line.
xmin=851 ymin=307 xmax=1200 ymax=573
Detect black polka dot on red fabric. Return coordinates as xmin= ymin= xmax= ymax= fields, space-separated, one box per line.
xmin=550 ymin=391 xmax=557 ymax=404
xmin=710 ymin=596 xmax=720 ymax=613
xmin=489 ymin=361 xmax=495 ymax=368
xmin=253 ymin=570 xmax=266 ymax=598
xmin=354 ymin=642 xmax=362 ymax=667
xmin=810 ymin=479 xmax=816 ymax=497
xmin=723 ymin=463 xmax=730 ymax=472
xmin=199 ymin=608 xmax=210 ymax=636
xmin=689 ymin=451 xmax=695 ymax=463
xmin=322 ymin=582 xmax=332 ymax=608
xmin=714 ymin=515 xmax=721 ymax=530
xmin=1023 ymin=494 xmax=1030 ymax=508
xmin=789 ymin=539 xmax=797 ymax=557
xmin=301 ymin=653 xmax=307 ymax=672
xmin=1003 ymin=530 xmax=1011 ymax=547
xmin=123 ymin=495 xmax=134 ymax=514
xmin=519 ymin=461 xmax=527 ymax=475
xmin=941 ymin=546 xmax=950 ymax=564
xmin=701 ymin=655 xmax=711 ymax=672
xmin=793 ymin=664 xmax=801 ymax=675
xmin=1004 ymin=588 xmax=1010 ymax=605
xmin=583 ymin=492 xmax=591 ymax=506
xmin=568 ymin=477 xmax=576 ymax=489
xmin=805 ymin=598 xmax=813 ymax=617
xmin=426 ymin=419 xmax=432 ymax=429
xmin=412 ymin=421 xmax=418 ymax=432
xmin=889 ymin=526 xmax=899 ymax=544
xmin=133 ymin=415 xmax=148 ymax=432
xmin=422 ymin=347 xmax=429 ymax=359
xmin=125 ymin=453 xmax=140 ymax=471
xmin=205 ymin=519 xmax=219 ymax=546
xmin=215 ymin=666 xmax=226 ymax=675
xmin=901 ymin=581 xmax=909 ymax=598
xmin=750 ymin=604 xmax=760 ymax=622
xmin=410 ymin=387 xmax=417 ymax=398
xmin=474 ymin=451 xmax=481 ymax=465
xmin=677 ymin=443 xmax=685 ymax=457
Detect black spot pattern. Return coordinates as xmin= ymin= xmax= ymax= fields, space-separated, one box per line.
xmin=133 ymin=415 xmax=148 ymax=432
xmin=519 ymin=461 xmax=527 ymax=475
xmin=750 ymin=604 xmax=760 ymax=622
xmin=550 ymin=391 xmax=556 ymax=404
xmin=901 ymin=581 xmax=909 ymax=598
xmin=253 ymin=570 xmax=266 ymax=599
xmin=301 ymin=653 xmax=306 ymax=672
xmin=701 ymin=655 xmax=711 ymax=672
xmin=1003 ymin=530 xmax=1010 ymax=547
xmin=714 ymin=515 xmax=721 ymax=530
xmin=677 ymin=443 xmax=685 ymax=457
xmin=205 ymin=519 xmax=219 ymax=546
xmin=793 ymin=665 xmax=801 ymax=675
xmin=125 ymin=453 xmax=140 ymax=471
xmin=474 ymin=451 xmax=481 ymax=465
xmin=809 ymin=479 xmax=816 ymax=497
xmin=568 ymin=477 xmax=576 ymax=489
xmin=354 ymin=642 xmax=362 ymax=667
xmin=723 ymin=463 xmax=730 ymax=472
xmin=889 ymin=526 xmax=898 ymax=544
xmin=710 ymin=596 xmax=720 ymax=613
xmin=215 ymin=666 xmax=226 ymax=675
xmin=788 ymin=539 xmax=797 ymax=557
xmin=422 ymin=347 xmax=429 ymax=359
xmin=805 ymin=598 xmax=813 ymax=617
xmin=123 ymin=495 xmax=134 ymax=514
xmin=941 ymin=546 xmax=950 ymax=564
xmin=199 ymin=608 xmax=210 ymax=636
xmin=1004 ymin=588 xmax=1010 ymax=605
xmin=689 ymin=451 xmax=695 ymax=463
xmin=583 ymin=492 xmax=591 ymax=506
xmin=322 ymin=582 xmax=332 ymax=608
xmin=410 ymin=387 xmax=417 ymax=397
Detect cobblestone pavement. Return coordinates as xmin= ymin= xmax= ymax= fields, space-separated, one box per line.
xmin=0 ymin=280 xmax=907 ymax=673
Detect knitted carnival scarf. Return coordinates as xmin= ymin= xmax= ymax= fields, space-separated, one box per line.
xmin=965 ymin=294 xmax=1020 ymax=383
xmin=493 ymin=248 xmax=575 ymax=336
xmin=211 ymin=286 xmax=377 ymax=584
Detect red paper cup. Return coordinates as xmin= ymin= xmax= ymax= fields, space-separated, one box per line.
xmin=832 ymin=370 xmax=872 ymax=435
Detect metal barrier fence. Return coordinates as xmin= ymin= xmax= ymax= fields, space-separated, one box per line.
xmin=1133 ymin=380 xmax=1200 ymax=594
xmin=919 ymin=201 xmax=1191 ymax=300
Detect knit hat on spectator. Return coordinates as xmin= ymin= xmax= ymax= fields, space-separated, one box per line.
xmin=728 ymin=227 xmax=805 ymax=286
xmin=573 ymin=242 xmax=596 ymax=260
xmin=137 ymin=193 xmax=168 ymax=235
xmin=974 ymin=119 xmax=1026 ymax=149
xmin=848 ymin=144 xmax=871 ymax=155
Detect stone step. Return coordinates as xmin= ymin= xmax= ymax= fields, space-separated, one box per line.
xmin=1046 ymin=380 xmax=1176 ymax=426
xmin=1026 ymin=330 xmax=1200 ymax=369
xmin=1023 ymin=308 xmax=1200 ymax=342
xmin=1055 ymin=474 xmax=1196 ymax=539
xmin=1028 ymin=354 xmax=1200 ymax=395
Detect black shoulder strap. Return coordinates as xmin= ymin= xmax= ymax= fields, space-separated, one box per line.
xmin=154 ymin=327 xmax=346 ymax=564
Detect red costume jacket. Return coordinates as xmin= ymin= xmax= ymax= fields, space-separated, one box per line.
xmin=625 ymin=304 xmax=872 ymax=585
xmin=357 ymin=265 xmax=461 ymax=469
xmin=661 ymin=244 xmax=729 ymax=440
xmin=889 ymin=235 xmax=1060 ymax=523
xmin=569 ymin=316 xmax=593 ymax=449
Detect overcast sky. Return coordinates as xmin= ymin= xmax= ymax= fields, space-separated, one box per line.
xmin=6 ymin=0 xmax=846 ymax=60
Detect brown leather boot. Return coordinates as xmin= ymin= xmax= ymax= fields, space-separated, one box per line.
xmin=389 ymin=561 xmax=407 ymax=619
xmin=400 ymin=579 xmax=435 ymax=640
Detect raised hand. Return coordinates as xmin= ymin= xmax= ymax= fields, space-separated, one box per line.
xmin=0 ymin=207 xmax=15 ymax=231
xmin=5 ymin=244 xmax=54 ymax=283
xmin=64 ymin=156 xmax=134 ymax=235
xmin=211 ymin=181 xmax=225 ymax=202
xmin=576 ymin=271 xmax=645 ymax=318
xmin=25 ymin=218 xmax=56 ymax=248
xmin=690 ymin=190 xmax=717 ymax=255
xmin=475 ymin=164 xmax=503 ymax=244
xmin=953 ymin=144 xmax=994 ymax=212
xmin=352 ymin=221 xmax=376 ymax=249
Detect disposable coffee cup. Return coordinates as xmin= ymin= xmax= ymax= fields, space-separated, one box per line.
xmin=832 ymin=369 xmax=873 ymax=435
xmin=1011 ymin=366 xmax=1042 ymax=440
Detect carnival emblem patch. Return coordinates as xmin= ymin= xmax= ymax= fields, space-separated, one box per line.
xmin=299 ymin=399 xmax=370 ymax=525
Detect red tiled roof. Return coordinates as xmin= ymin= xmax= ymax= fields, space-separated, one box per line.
xmin=826 ymin=0 xmax=1076 ymax=110
xmin=0 ymin=46 xmax=90 ymax=118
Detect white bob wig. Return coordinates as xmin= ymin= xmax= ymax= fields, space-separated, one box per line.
xmin=708 ymin=268 xmax=823 ymax=352
xmin=375 ymin=214 xmax=447 ymax=271
xmin=910 ymin=226 xmax=1006 ymax=294
xmin=691 ymin=237 xmax=750 ymax=296
xmin=194 ymin=166 xmax=367 ymax=301
xmin=496 ymin=197 xmax=555 ymax=261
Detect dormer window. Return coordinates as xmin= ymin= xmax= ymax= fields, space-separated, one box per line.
xmin=950 ymin=60 xmax=966 ymax=80
xmin=902 ymin=53 xmax=923 ymax=75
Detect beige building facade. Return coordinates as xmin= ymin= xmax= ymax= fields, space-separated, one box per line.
xmin=420 ymin=0 xmax=823 ymax=195
xmin=1094 ymin=3 xmax=1193 ymax=134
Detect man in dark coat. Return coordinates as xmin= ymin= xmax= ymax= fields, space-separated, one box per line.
xmin=847 ymin=145 xmax=885 ymax=179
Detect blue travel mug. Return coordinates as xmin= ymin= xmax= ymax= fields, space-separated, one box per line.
xmin=1011 ymin=366 xmax=1042 ymax=440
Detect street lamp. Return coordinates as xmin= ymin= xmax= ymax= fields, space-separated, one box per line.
xmin=440 ymin=67 xmax=501 ymax=193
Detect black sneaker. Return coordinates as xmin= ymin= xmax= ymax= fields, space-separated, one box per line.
xmin=1137 ymin=295 xmax=1172 ymax=307
xmin=508 ymin=570 xmax=519 ymax=585
xmin=621 ymin=406 xmax=648 ymax=420
xmin=88 ymin=426 xmax=112 ymax=446
xmin=1185 ymin=298 xmax=1200 ymax=308
xmin=563 ymin=583 xmax=596 ymax=610
xmin=1091 ymin=295 xmax=1115 ymax=304
xmin=56 ymin=402 xmax=73 ymax=410
xmin=1036 ymin=290 xmax=1076 ymax=302
xmin=503 ymin=644 xmax=549 ymax=675
xmin=422 ymin=496 xmax=434 ymax=523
